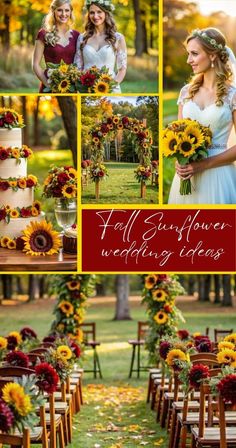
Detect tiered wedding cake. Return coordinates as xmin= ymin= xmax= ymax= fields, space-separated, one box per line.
xmin=0 ymin=112 xmax=43 ymax=241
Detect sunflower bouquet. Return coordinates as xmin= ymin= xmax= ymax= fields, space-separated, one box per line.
xmin=76 ymin=65 xmax=117 ymax=93
xmin=43 ymin=166 xmax=77 ymax=199
xmin=90 ymin=162 xmax=108 ymax=182
xmin=141 ymin=274 xmax=185 ymax=364
xmin=0 ymin=376 xmax=44 ymax=433
xmin=43 ymin=60 xmax=81 ymax=93
xmin=163 ymin=118 xmax=212 ymax=195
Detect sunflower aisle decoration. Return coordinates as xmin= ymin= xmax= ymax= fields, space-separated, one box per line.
xmin=50 ymin=275 xmax=96 ymax=340
xmin=22 ymin=220 xmax=61 ymax=256
xmin=142 ymin=274 xmax=185 ymax=364
xmin=163 ymin=118 xmax=212 ymax=195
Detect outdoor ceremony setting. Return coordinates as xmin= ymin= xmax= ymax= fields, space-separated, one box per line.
xmin=0 ymin=0 xmax=158 ymax=94
xmin=162 ymin=0 xmax=236 ymax=204
xmin=81 ymin=95 xmax=159 ymax=204
xmin=0 ymin=273 xmax=236 ymax=447
xmin=0 ymin=96 xmax=77 ymax=271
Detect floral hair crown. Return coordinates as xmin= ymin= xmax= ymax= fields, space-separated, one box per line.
xmin=192 ymin=30 xmax=224 ymax=51
xmin=84 ymin=0 xmax=115 ymax=12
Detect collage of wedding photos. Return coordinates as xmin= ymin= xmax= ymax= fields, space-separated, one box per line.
xmin=0 ymin=0 xmax=236 ymax=447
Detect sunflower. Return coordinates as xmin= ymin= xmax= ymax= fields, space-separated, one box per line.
xmin=68 ymin=168 xmax=77 ymax=179
xmin=62 ymin=184 xmax=77 ymax=198
xmin=145 ymin=129 xmax=150 ymax=137
xmin=9 ymin=180 xmax=17 ymax=188
xmin=7 ymin=239 xmax=16 ymax=250
xmin=154 ymin=311 xmax=168 ymax=325
xmin=117 ymin=123 xmax=123 ymax=130
xmin=0 ymin=336 xmax=7 ymax=349
xmin=178 ymin=134 xmax=196 ymax=158
xmin=9 ymin=209 xmax=19 ymax=218
xmin=11 ymin=148 xmax=20 ymax=158
xmin=92 ymin=137 xmax=100 ymax=144
xmin=58 ymin=300 xmax=74 ymax=317
xmin=133 ymin=125 xmax=139 ymax=133
xmin=145 ymin=274 xmax=158 ymax=289
xmin=32 ymin=200 xmax=41 ymax=211
xmin=100 ymin=73 xmax=112 ymax=83
xmin=44 ymin=175 xmax=52 ymax=186
xmin=93 ymin=81 xmax=110 ymax=94
xmin=166 ymin=348 xmax=187 ymax=367
xmin=218 ymin=341 xmax=235 ymax=351
xmin=18 ymin=178 xmax=27 ymax=189
xmin=163 ymin=131 xmax=179 ymax=157
xmin=8 ymin=331 xmax=22 ymax=344
xmin=113 ymin=116 xmax=119 ymax=124
xmin=57 ymin=345 xmax=72 ymax=360
xmin=67 ymin=280 xmax=80 ymax=290
xmin=2 ymin=383 xmax=32 ymax=416
xmin=1 ymin=236 xmax=10 ymax=247
xmin=152 ymin=289 xmax=168 ymax=302
xmin=185 ymin=125 xmax=205 ymax=147
xmin=58 ymin=79 xmax=71 ymax=93
xmin=217 ymin=349 xmax=236 ymax=365
xmin=74 ymin=328 xmax=83 ymax=343
xmin=22 ymin=220 xmax=61 ymax=256
xmin=31 ymin=206 xmax=39 ymax=217
xmin=59 ymin=64 xmax=69 ymax=74
xmin=28 ymin=174 xmax=38 ymax=184
xmin=142 ymin=142 xmax=148 ymax=149
xmin=224 ymin=333 xmax=236 ymax=345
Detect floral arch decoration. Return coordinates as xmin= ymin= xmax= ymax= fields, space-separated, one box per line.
xmin=89 ymin=115 xmax=154 ymax=198
xmin=50 ymin=275 xmax=96 ymax=343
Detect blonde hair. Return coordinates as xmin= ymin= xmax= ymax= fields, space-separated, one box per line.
xmin=186 ymin=27 xmax=232 ymax=106
xmin=43 ymin=0 xmax=74 ymax=46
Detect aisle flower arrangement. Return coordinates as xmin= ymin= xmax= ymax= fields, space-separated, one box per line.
xmin=134 ymin=165 xmax=152 ymax=183
xmin=142 ymin=274 xmax=185 ymax=364
xmin=50 ymin=274 xmax=96 ymax=341
xmin=90 ymin=162 xmax=108 ymax=182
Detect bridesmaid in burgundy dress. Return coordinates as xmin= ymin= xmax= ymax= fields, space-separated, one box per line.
xmin=32 ymin=0 xmax=80 ymax=92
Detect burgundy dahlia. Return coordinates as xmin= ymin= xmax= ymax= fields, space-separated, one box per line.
xmin=0 ymin=181 xmax=9 ymax=191
xmin=43 ymin=335 xmax=56 ymax=343
xmin=58 ymin=172 xmax=70 ymax=185
xmin=217 ymin=374 xmax=236 ymax=405
xmin=0 ymin=149 xmax=8 ymax=160
xmin=0 ymin=209 xmax=7 ymax=221
xmin=6 ymin=335 xmax=18 ymax=350
xmin=4 ymin=112 xmax=15 ymax=124
xmin=188 ymin=364 xmax=210 ymax=390
xmin=159 ymin=341 xmax=172 ymax=360
xmin=177 ymin=330 xmax=190 ymax=341
xmin=20 ymin=207 xmax=31 ymax=218
xmin=26 ymin=178 xmax=35 ymax=188
xmin=20 ymin=327 xmax=37 ymax=340
xmin=35 ymin=362 xmax=59 ymax=394
xmin=195 ymin=337 xmax=212 ymax=353
xmin=0 ymin=399 xmax=14 ymax=432
xmin=71 ymin=341 xmax=81 ymax=358
xmin=6 ymin=350 xmax=29 ymax=367
xmin=81 ymin=160 xmax=88 ymax=169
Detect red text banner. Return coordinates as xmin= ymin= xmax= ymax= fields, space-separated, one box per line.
xmin=82 ymin=209 xmax=236 ymax=272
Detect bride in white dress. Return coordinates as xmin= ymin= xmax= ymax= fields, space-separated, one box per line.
xmin=74 ymin=0 xmax=127 ymax=92
xmin=168 ymin=27 xmax=236 ymax=204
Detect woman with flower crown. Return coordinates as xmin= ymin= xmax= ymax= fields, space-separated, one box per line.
xmin=168 ymin=27 xmax=236 ymax=204
xmin=33 ymin=0 xmax=80 ymax=92
xmin=74 ymin=0 xmax=127 ymax=93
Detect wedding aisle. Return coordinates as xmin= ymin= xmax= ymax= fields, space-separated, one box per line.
xmin=72 ymin=382 xmax=167 ymax=447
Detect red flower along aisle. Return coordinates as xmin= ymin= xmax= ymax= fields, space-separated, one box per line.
xmin=89 ymin=115 xmax=153 ymax=199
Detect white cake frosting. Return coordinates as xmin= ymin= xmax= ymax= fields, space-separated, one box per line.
xmin=0 ymin=128 xmax=22 ymax=147
xmin=0 ymin=188 xmax=34 ymax=208
xmin=0 ymin=158 xmax=27 ymax=179
xmin=0 ymin=125 xmax=42 ymax=241
xmin=0 ymin=213 xmax=44 ymax=238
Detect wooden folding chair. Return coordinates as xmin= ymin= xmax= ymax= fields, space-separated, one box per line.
xmin=128 ymin=321 xmax=149 ymax=378
xmin=214 ymin=329 xmax=233 ymax=343
xmin=79 ymin=322 xmax=102 ymax=379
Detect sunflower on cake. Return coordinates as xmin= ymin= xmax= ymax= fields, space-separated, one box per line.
xmin=0 ymin=107 xmax=61 ymax=256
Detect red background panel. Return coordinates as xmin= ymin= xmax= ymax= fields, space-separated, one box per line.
xmin=82 ymin=209 xmax=236 ymax=272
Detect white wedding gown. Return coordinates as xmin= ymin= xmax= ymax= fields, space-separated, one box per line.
xmin=74 ymin=32 xmax=127 ymax=93
xmin=168 ymin=84 xmax=236 ymax=204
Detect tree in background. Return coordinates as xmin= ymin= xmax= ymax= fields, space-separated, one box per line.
xmin=113 ymin=275 xmax=132 ymax=320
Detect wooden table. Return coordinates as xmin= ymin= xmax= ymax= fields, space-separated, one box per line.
xmin=0 ymin=248 xmax=77 ymax=272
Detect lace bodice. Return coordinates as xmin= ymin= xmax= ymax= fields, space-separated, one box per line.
xmin=74 ymin=32 xmax=127 ymax=76
xmin=178 ymin=84 xmax=236 ymax=155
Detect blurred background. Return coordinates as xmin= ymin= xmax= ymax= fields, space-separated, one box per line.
xmin=163 ymin=0 xmax=236 ymax=202
xmin=0 ymin=0 xmax=158 ymax=93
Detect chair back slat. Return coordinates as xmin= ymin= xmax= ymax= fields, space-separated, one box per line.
xmin=137 ymin=321 xmax=149 ymax=341
xmin=79 ymin=322 xmax=96 ymax=342
xmin=214 ymin=328 xmax=233 ymax=342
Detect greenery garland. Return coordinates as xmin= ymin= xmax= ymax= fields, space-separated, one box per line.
xmin=141 ymin=274 xmax=185 ymax=364
xmin=50 ymin=275 xmax=96 ymax=342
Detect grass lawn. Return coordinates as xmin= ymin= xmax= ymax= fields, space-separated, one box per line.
xmin=82 ymin=162 xmax=159 ymax=204
xmin=0 ymin=294 xmax=235 ymax=447
xmin=121 ymin=80 xmax=158 ymax=94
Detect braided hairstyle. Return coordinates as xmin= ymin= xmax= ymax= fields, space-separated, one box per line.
xmin=43 ymin=0 xmax=74 ymax=46
xmin=186 ymin=28 xmax=232 ymax=106
xmin=81 ymin=2 xmax=117 ymax=51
